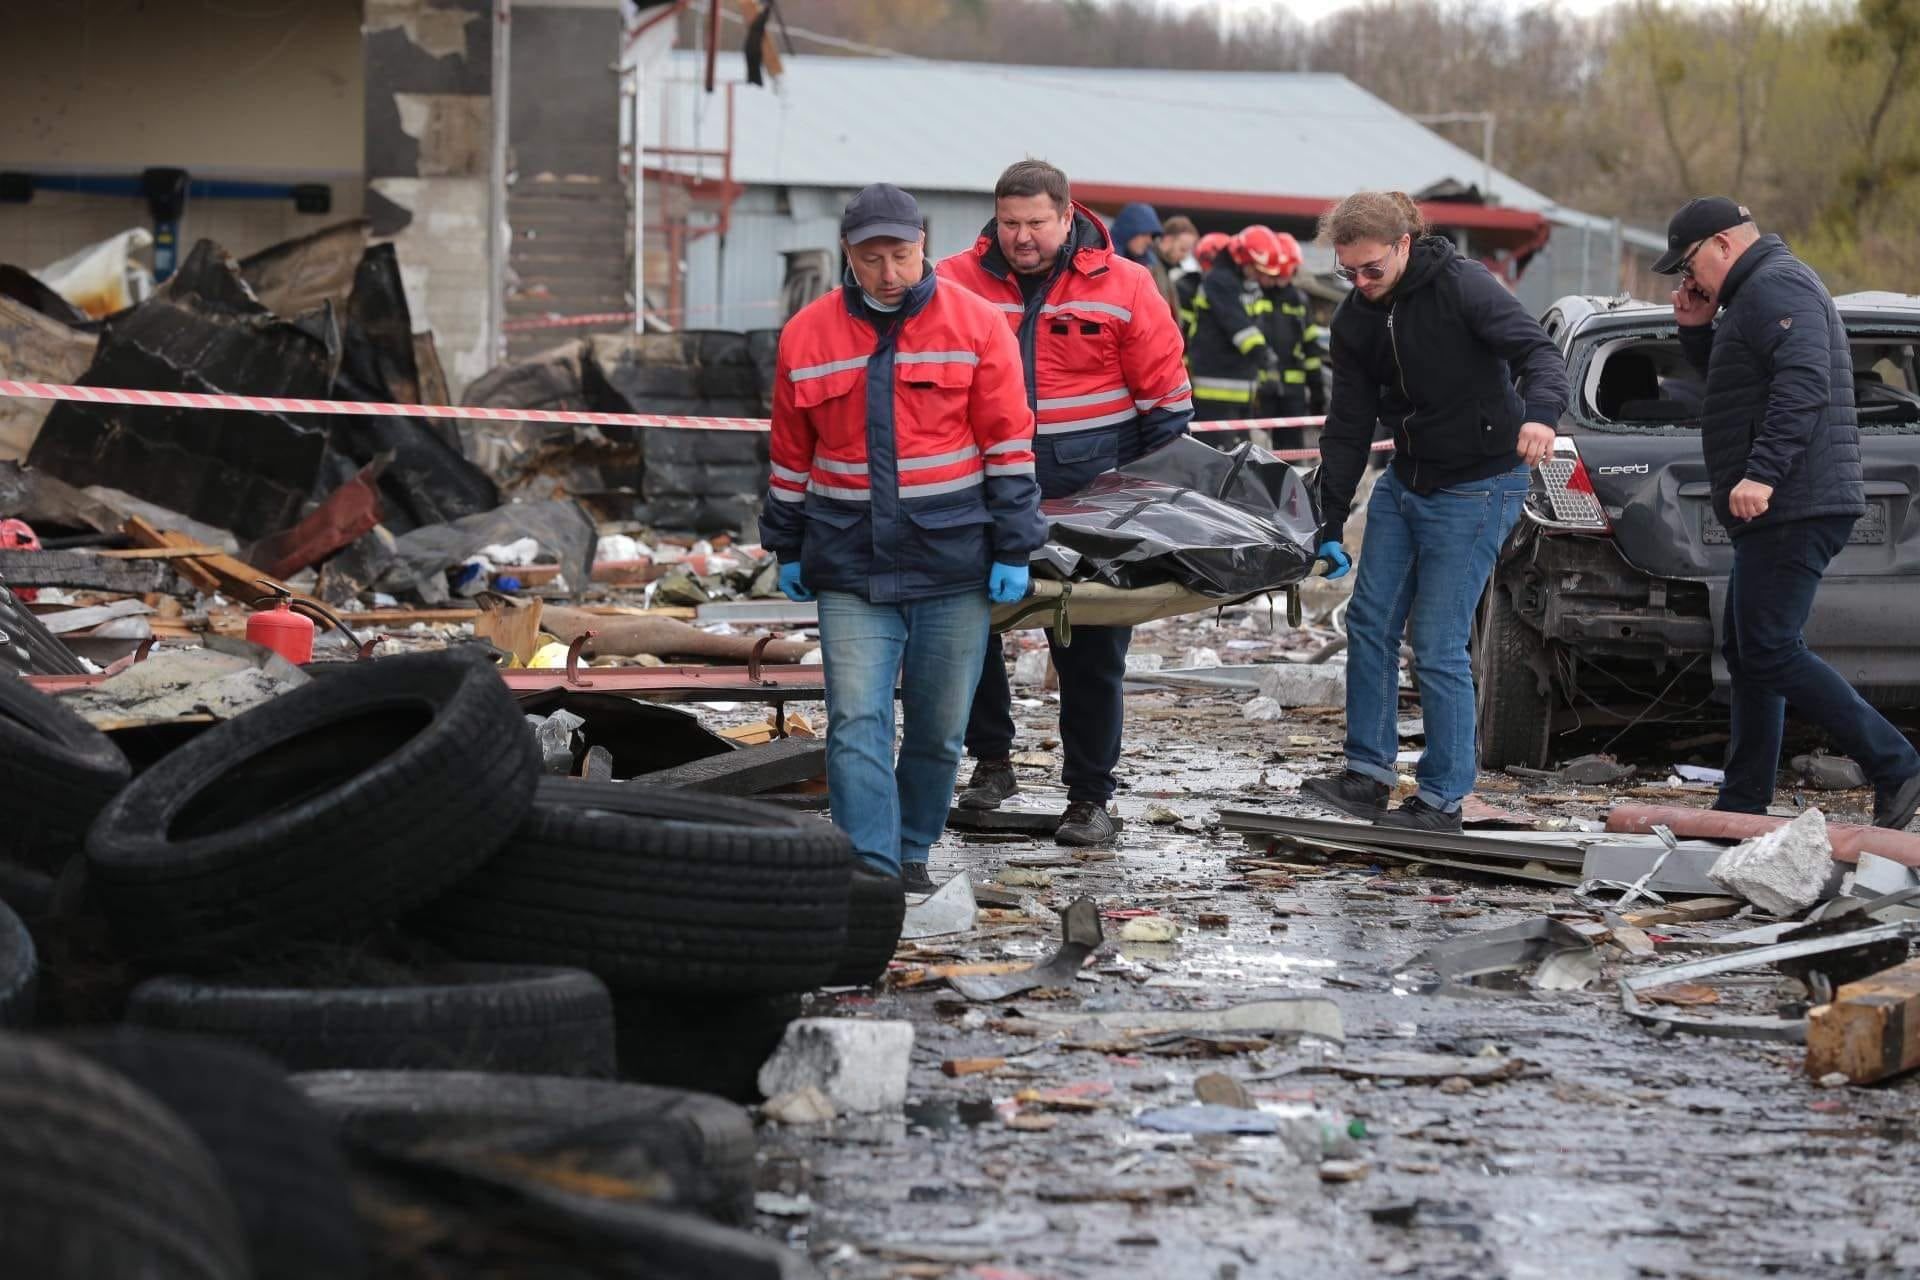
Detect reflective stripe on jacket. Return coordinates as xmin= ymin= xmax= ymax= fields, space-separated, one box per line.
xmin=761 ymin=267 xmax=1046 ymax=604
xmin=1186 ymin=258 xmax=1270 ymax=407
xmin=937 ymin=203 xmax=1193 ymax=499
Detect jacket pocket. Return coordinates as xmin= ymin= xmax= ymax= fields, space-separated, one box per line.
xmin=903 ymin=499 xmax=992 ymax=591
xmin=1041 ymin=431 xmax=1120 ymax=497
xmin=1038 ymin=309 xmax=1121 ymax=378
xmin=801 ymin=499 xmax=869 ymax=587
xmin=896 ymin=359 xmax=976 ymax=435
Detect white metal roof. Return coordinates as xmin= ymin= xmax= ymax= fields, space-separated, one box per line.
xmin=650 ymin=52 xmax=1562 ymax=211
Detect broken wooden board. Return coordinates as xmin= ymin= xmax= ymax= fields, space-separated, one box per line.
xmin=626 ymin=735 xmax=826 ymax=795
xmin=1807 ymin=958 xmax=1920 ymax=1084
xmin=473 ymin=597 xmax=545 ymax=665
xmin=1622 ymin=897 xmax=1745 ymax=928
xmin=0 ymin=549 xmax=178 ymax=595
xmin=124 ymin=516 xmax=286 ymax=600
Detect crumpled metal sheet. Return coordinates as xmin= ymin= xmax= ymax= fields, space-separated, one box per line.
xmin=0 ymin=579 xmax=87 ymax=676
xmin=382 ymin=499 xmax=596 ymax=605
xmin=1032 ymin=436 xmax=1320 ymax=596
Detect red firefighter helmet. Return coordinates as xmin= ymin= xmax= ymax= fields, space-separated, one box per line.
xmin=1273 ymin=231 xmax=1304 ymax=277
xmin=1231 ymin=225 xmax=1294 ymax=278
xmin=1194 ymin=231 xmax=1233 ymax=270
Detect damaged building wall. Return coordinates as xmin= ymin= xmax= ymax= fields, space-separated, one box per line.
xmin=364 ymin=0 xmax=499 ymax=398
xmin=0 ymin=1 xmax=365 ymax=268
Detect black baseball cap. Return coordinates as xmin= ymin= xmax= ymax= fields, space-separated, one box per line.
xmin=1653 ymin=197 xmax=1754 ymax=274
xmin=841 ymin=183 xmax=925 ymax=245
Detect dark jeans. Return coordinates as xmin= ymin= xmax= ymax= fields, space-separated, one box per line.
xmin=1717 ymin=515 xmax=1920 ymax=813
xmin=965 ymin=625 xmax=1133 ymax=805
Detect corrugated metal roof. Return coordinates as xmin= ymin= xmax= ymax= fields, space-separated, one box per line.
xmin=650 ymin=52 xmax=1560 ymax=211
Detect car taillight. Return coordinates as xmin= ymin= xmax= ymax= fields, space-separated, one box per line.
xmin=1536 ymin=439 xmax=1611 ymax=532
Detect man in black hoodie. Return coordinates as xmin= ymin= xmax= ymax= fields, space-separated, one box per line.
xmin=1300 ymin=191 xmax=1570 ymax=833
xmin=1656 ymin=196 xmax=1920 ymax=827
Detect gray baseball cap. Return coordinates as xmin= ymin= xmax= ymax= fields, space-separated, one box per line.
xmin=841 ymin=183 xmax=925 ymax=245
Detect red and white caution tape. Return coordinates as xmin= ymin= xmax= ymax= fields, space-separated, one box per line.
xmin=0 ymin=378 xmax=1389 ymax=460
xmin=500 ymin=310 xmax=641 ymax=333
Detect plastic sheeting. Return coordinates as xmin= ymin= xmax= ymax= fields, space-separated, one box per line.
xmin=1031 ymin=435 xmax=1321 ymax=596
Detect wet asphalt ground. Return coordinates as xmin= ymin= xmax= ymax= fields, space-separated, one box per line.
xmin=746 ymin=611 xmax=1920 ymax=1280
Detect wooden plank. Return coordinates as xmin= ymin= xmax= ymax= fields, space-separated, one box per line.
xmin=0 ymin=549 xmax=177 ymax=594
xmin=474 ymin=598 xmax=545 ymax=665
xmin=1621 ymin=897 xmax=1746 ymax=928
xmin=123 ymin=516 xmax=285 ymax=600
xmin=95 ymin=545 xmax=226 ymax=560
xmin=1807 ymin=959 xmax=1920 ymax=1084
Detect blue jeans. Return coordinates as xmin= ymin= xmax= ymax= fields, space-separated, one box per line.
xmin=817 ymin=588 xmax=992 ymax=876
xmin=1718 ymin=515 xmax=1920 ymax=813
xmin=1343 ymin=463 xmax=1530 ymax=811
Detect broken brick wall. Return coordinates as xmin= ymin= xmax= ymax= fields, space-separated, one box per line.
xmin=364 ymin=0 xmax=498 ymax=398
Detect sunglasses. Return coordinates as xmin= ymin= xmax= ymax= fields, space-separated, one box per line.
xmin=1675 ymin=237 xmax=1710 ymax=279
xmin=1335 ymin=237 xmax=1405 ymax=283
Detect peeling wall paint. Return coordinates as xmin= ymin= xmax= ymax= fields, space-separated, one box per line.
xmin=370 ymin=177 xmax=493 ymax=393
xmin=394 ymin=93 xmax=489 ymax=177
xmin=364 ymin=0 xmax=482 ymax=61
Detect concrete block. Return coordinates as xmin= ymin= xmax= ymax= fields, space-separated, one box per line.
xmin=757 ymin=1018 xmax=914 ymax=1114
xmin=1256 ymin=661 xmax=1347 ymax=708
xmin=1709 ymin=808 xmax=1834 ymax=916
xmin=1013 ymin=648 xmax=1050 ymax=685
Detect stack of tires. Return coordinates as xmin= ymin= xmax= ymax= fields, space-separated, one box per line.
xmin=0 ymin=646 xmax=868 ymax=1276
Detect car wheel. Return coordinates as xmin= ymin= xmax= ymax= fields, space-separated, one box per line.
xmin=0 ymin=674 xmax=131 ymax=873
xmin=1473 ymin=583 xmax=1553 ymax=770
xmin=0 ymin=898 xmax=36 ymax=1027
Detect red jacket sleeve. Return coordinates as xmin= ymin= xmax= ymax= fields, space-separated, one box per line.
xmin=1121 ymin=266 xmax=1195 ymax=453
xmin=969 ymin=308 xmax=1047 ymax=563
xmin=760 ymin=341 xmax=815 ymax=561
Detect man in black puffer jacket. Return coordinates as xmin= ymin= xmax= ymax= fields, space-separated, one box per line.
xmin=1657 ymin=196 xmax=1920 ymax=825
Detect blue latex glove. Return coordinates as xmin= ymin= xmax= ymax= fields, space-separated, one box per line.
xmin=1315 ymin=540 xmax=1352 ymax=581
xmin=778 ymin=561 xmax=814 ymax=602
xmin=987 ymin=561 xmax=1030 ymax=604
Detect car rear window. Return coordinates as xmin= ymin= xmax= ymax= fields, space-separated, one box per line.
xmin=1571 ymin=330 xmax=1920 ymax=432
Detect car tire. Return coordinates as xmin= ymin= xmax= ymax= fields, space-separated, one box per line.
xmin=0 ymin=855 xmax=58 ymax=920
xmin=0 ymin=898 xmax=36 ymax=1027
xmin=614 ymin=990 xmax=802 ymax=1102
xmin=828 ymin=866 xmax=905 ymax=988
xmin=127 ymin=963 xmax=617 ymax=1077
xmin=1473 ymin=583 xmax=1553 ymax=770
xmin=293 ymin=1068 xmax=756 ymax=1225
xmin=60 ymin=1027 xmax=366 ymax=1280
xmin=0 ymin=1032 xmax=249 ymax=1280
xmin=413 ymin=779 xmax=853 ymax=995
xmin=0 ymin=674 xmax=131 ymax=873
xmin=85 ymin=648 xmax=540 ymax=965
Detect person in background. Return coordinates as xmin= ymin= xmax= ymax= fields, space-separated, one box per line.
xmin=1655 ymin=195 xmax=1920 ymax=828
xmin=1185 ymin=225 xmax=1285 ymax=446
xmin=1148 ymin=214 xmax=1199 ymax=322
xmin=1251 ymin=230 xmax=1327 ymax=429
xmin=1300 ymin=191 xmax=1569 ymax=833
xmin=763 ymin=183 xmax=1045 ymax=943
xmin=1110 ymin=202 xmax=1162 ymax=268
xmin=939 ymin=161 xmax=1193 ymax=848
xmin=1177 ymin=230 xmax=1233 ymax=338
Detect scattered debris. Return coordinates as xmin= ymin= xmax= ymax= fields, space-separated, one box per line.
xmin=1314 ymin=1053 xmax=1534 ymax=1084
xmin=1791 ymin=753 xmax=1868 ymax=791
xmin=1806 ymin=958 xmax=1920 ymax=1084
xmin=901 ymin=874 xmax=977 ymax=941
xmin=948 ymin=900 xmax=1103 ymax=1001
xmin=1002 ymin=998 xmax=1343 ymax=1043
xmin=1117 ymin=916 xmax=1182 ymax=944
xmin=1192 ymin=1072 xmax=1254 ymax=1109
xmin=1401 ymin=918 xmax=1600 ymax=994
xmin=60 ymin=639 xmax=309 ymax=727
xmin=762 ymin=1086 xmax=838 ymax=1126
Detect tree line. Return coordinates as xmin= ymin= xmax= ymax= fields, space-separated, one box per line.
xmin=764 ymin=0 xmax=1920 ymax=293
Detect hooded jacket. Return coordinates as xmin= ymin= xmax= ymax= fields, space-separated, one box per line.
xmin=938 ymin=204 xmax=1193 ymax=499
xmin=1677 ymin=234 xmax=1864 ymax=536
xmin=762 ymin=265 xmax=1046 ymax=603
xmin=1315 ymin=235 xmax=1570 ymax=545
xmin=1108 ymin=203 xmax=1162 ymax=267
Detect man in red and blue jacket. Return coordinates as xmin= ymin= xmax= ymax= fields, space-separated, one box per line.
xmin=763 ymin=183 xmax=1045 ymax=937
xmin=938 ymin=160 xmax=1194 ymax=847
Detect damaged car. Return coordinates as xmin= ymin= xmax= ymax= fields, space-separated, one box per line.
xmin=1475 ymin=291 xmax=1920 ymax=768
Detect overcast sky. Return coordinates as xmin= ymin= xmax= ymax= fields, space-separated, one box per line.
xmin=1145 ymin=0 xmax=1624 ymax=27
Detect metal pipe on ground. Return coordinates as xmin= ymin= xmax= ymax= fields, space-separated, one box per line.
xmin=1605 ymin=804 xmax=1920 ymax=869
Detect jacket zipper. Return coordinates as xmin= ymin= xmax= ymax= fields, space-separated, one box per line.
xmin=1387 ymin=303 xmax=1417 ymax=487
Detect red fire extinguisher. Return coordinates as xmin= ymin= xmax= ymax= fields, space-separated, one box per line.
xmin=246 ymin=580 xmax=356 ymax=665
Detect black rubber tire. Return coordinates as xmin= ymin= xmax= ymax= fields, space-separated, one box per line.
xmin=0 ymin=674 xmax=130 ymax=873
xmin=85 ymin=647 xmax=540 ymax=965
xmin=0 ymin=897 xmax=36 ymax=1027
xmin=0 ymin=854 xmax=58 ymax=919
xmin=0 ymin=1031 xmax=249 ymax=1280
xmin=128 ymin=963 xmax=616 ymax=1076
xmin=614 ymin=991 xmax=802 ymax=1102
xmin=1473 ymin=582 xmax=1554 ymax=771
xmin=60 ymin=1027 xmax=365 ymax=1280
xmin=294 ymin=1068 xmax=757 ymax=1225
xmin=829 ymin=866 xmax=905 ymax=987
xmin=413 ymin=779 xmax=853 ymax=996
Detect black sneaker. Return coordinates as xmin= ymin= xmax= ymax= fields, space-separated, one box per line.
xmin=1054 ymin=800 xmax=1117 ymax=847
xmin=902 ymin=862 xmax=935 ymax=893
xmin=1874 ymin=771 xmax=1920 ymax=830
xmin=1300 ymin=771 xmax=1391 ymax=822
xmin=1375 ymin=796 xmax=1464 ymax=833
xmin=958 ymin=758 xmax=1018 ymax=811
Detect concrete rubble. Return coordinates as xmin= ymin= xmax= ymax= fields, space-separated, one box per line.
xmin=757 ymin=1019 xmax=915 ymax=1115
xmin=1710 ymin=807 xmax=1836 ymax=916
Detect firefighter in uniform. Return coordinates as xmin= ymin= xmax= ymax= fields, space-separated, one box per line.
xmin=1251 ymin=230 xmax=1328 ymax=448
xmin=764 ymin=183 xmax=1046 ymax=939
xmin=939 ymin=159 xmax=1194 ymax=848
xmin=1176 ymin=230 xmax=1233 ymax=339
xmin=1186 ymin=226 xmax=1284 ymax=446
